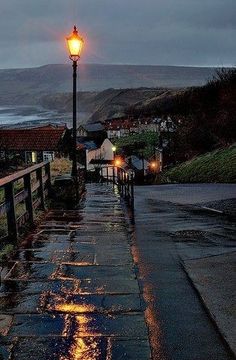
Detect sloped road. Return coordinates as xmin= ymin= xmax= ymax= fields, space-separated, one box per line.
xmin=131 ymin=184 xmax=235 ymax=360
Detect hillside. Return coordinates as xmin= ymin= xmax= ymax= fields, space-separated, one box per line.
xmin=0 ymin=64 xmax=217 ymax=105
xmin=163 ymin=146 xmax=236 ymax=183
xmin=39 ymin=88 xmax=178 ymax=123
xmin=127 ymin=68 xmax=236 ymax=161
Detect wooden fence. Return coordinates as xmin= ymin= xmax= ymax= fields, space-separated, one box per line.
xmin=0 ymin=162 xmax=51 ymax=241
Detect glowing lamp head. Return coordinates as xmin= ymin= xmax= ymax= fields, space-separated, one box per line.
xmin=66 ymin=25 xmax=84 ymax=61
xmin=151 ymin=161 xmax=157 ymax=169
xmin=112 ymin=146 xmax=117 ymax=152
xmin=115 ymin=159 xmax=121 ymax=167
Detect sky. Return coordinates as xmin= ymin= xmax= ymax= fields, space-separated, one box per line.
xmin=0 ymin=0 xmax=235 ymax=69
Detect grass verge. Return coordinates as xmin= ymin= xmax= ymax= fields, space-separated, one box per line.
xmin=162 ymin=145 xmax=236 ymax=183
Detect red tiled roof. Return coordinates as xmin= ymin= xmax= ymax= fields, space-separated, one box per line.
xmin=31 ymin=124 xmax=67 ymax=131
xmin=0 ymin=128 xmax=66 ymax=151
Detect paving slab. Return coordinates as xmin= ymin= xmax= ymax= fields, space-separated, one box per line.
xmin=0 ymin=184 xmax=150 ymax=359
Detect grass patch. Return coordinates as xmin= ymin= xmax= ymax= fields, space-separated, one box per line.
xmin=163 ymin=145 xmax=236 ymax=183
xmin=0 ymin=244 xmax=15 ymax=262
xmin=114 ymin=131 xmax=158 ymax=158
xmin=50 ymin=158 xmax=72 ymax=179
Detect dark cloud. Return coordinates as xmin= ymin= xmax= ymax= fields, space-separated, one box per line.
xmin=0 ymin=0 xmax=235 ymax=68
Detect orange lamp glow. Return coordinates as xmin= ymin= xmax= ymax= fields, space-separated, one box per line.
xmin=115 ymin=159 xmax=121 ymax=167
xmin=151 ymin=161 xmax=157 ymax=169
xmin=66 ymin=25 xmax=84 ymax=61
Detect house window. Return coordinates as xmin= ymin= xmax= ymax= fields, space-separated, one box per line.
xmin=43 ymin=151 xmax=54 ymax=162
xmin=32 ymin=152 xmax=37 ymax=163
xmin=25 ymin=151 xmax=37 ymax=163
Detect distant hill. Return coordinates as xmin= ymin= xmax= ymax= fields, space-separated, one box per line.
xmin=39 ymin=88 xmax=170 ymax=122
xmin=0 ymin=63 xmax=218 ymax=105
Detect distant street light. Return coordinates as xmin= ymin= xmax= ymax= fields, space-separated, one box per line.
xmin=114 ymin=158 xmax=122 ymax=167
xmin=150 ymin=161 xmax=157 ymax=170
xmin=66 ymin=25 xmax=84 ymax=181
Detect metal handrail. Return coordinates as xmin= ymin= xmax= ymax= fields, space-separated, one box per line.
xmin=103 ymin=166 xmax=134 ymax=210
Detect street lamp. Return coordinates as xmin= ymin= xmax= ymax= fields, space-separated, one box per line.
xmin=66 ymin=25 xmax=84 ymax=179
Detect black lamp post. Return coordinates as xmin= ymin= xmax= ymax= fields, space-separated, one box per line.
xmin=66 ymin=26 xmax=84 ymax=178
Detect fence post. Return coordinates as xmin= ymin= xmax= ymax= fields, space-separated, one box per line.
xmin=5 ymin=182 xmax=17 ymax=241
xmin=124 ymin=173 xmax=127 ymax=199
xmin=112 ymin=166 xmax=115 ymax=185
xmin=127 ymin=174 xmax=130 ymax=201
xmin=106 ymin=167 xmax=109 ymax=184
xmin=36 ymin=167 xmax=45 ymax=210
xmin=45 ymin=162 xmax=51 ymax=193
xmin=131 ymin=173 xmax=134 ymax=210
xmin=24 ymin=173 xmax=34 ymax=225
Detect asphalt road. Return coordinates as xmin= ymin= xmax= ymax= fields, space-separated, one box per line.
xmin=131 ymin=184 xmax=236 ymax=360
xmin=134 ymin=183 xmax=236 ymax=205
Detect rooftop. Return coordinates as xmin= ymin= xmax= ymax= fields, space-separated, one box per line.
xmin=0 ymin=127 xmax=67 ymax=151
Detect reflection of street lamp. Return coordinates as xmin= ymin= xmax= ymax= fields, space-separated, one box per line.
xmin=66 ymin=26 xmax=84 ymax=178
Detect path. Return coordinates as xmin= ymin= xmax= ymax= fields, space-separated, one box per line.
xmin=0 ymin=184 xmax=150 ymax=359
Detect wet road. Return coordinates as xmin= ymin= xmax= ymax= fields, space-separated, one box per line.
xmin=132 ymin=184 xmax=235 ymax=360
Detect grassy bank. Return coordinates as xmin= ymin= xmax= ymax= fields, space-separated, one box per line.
xmin=163 ymin=145 xmax=236 ymax=183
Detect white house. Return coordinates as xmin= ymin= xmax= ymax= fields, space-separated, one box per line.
xmin=86 ymin=138 xmax=115 ymax=175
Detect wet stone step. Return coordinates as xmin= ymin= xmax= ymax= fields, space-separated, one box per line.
xmin=8 ymin=313 xmax=148 ymax=338
xmin=45 ymin=293 xmax=142 ymax=314
xmin=76 ymin=278 xmax=140 ymax=295
xmin=1 ymin=280 xmax=82 ymax=296
xmin=73 ymin=233 xmax=128 ymax=244
xmin=5 ymin=263 xmax=58 ymax=281
xmin=56 ymin=265 xmax=135 ymax=281
xmin=0 ymin=293 xmax=42 ymax=314
xmin=15 ymin=248 xmax=69 ymax=262
xmin=1 ymin=277 xmax=140 ymax=296
xmin=30 ymin=241 xmax=70 ymax=252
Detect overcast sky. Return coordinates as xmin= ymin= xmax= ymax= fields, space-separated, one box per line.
xmin=0 ymin=0 xmax=235 ymax=68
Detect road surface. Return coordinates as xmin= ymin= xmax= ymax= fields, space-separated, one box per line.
xmin=132 ymin=184 xmax=236 ymax=360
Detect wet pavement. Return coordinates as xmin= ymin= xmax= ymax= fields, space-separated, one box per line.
xmin=0 ymin=184 xmax=150 ymax=359
xmin=131 ymin=185 xmax=236 ymax=360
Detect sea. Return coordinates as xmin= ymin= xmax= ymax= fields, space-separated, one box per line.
xmin=0 ymin=106 xmax=90 ymax=129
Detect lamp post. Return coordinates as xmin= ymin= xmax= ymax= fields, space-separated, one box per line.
xmin=66 ymin=26 xmax=84 ymax=180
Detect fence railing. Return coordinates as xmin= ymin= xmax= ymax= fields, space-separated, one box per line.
xmin=103 ymin=166 xmax=134 ymax=210
xmin=0 ymin=162 xmax=51 ymax=241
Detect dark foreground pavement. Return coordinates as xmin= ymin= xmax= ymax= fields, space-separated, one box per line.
xmin=131 ymin=184 xmax=236 ymax=360
xmin=0 ymin=184 xmax=150 ymax=359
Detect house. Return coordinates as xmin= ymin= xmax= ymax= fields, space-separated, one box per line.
xmin=77 ymin=123 xmax=106 ymax=139
xmin=85 ymin=138 xmax=115 ymax=171
xmin=105 ymin=118 xmax=136 ymax=139
xmin=105 ymin=116 xmax=162 ymax=139
xmin=127 ymin=155 xmax=150 ymax=175
xmin=0 ymin=125 xmax=70 ymax=164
